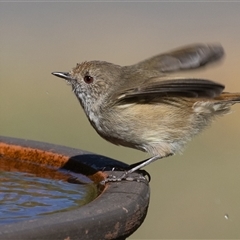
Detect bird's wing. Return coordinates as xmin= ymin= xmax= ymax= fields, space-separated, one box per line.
xmin=136 ymin=44 xmax=224 ymax=73
xmin=116 ymin=77 xmax=225 ymax=103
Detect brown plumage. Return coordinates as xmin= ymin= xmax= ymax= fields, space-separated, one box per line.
xmin=52 ymin=43 xmax=240 ymax=182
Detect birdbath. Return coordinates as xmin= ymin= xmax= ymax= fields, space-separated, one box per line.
xmin=0 ymin=136 xmax=150 ymax=240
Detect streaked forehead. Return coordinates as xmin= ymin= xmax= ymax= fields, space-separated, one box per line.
xmin=72 ymin=61 xmax=93 ymax=73
xmin=70 ymin=61 xmax=122 ymax=81
xmin=72 ymin=61 xmax=120 ymax=72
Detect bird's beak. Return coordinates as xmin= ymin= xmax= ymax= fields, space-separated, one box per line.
xmin=51 ymin=72 xmax=71 ymax=80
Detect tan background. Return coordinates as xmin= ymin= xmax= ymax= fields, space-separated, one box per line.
xmin=1 ymin=2 xmax=240 ymax=239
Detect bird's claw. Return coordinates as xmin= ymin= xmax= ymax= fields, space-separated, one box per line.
xmin=100 ymin=172 xmax=149 ymax=185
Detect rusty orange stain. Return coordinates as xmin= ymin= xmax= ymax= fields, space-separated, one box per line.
xmin=0 ymin=142 xmax=68 ymax=167
xmin=0 ymin=142 xmax=107 ymax=184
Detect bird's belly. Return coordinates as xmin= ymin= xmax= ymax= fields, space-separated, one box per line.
xmin=92 ymin=103 xmax=194 ymax=155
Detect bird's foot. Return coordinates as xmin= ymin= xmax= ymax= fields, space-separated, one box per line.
xmin=100 ymin=169 xmax=150 ymax=185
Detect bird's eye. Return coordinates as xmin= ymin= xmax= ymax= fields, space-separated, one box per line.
xmin=84 ymin=75 xmax=94 ymax=84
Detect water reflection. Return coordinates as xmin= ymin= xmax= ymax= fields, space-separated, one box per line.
xmin=0 ymin=158 xmax=98 ymax=225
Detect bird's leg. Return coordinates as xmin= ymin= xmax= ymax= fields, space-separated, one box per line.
xmin=101 ymin=153 xmax=173 ymax=184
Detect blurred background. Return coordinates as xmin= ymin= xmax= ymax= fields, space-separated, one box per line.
xmin=1 ymin=2 xmax=240 ymax=239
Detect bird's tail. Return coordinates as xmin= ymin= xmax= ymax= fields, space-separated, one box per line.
xmin=214 ymin=92 xmax=240 ymax=102
xmin=193 ymin=92 xmax=240 ymax=116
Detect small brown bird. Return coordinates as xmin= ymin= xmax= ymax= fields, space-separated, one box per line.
xmin=52 ymin=43 xmax=240 ymax=182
